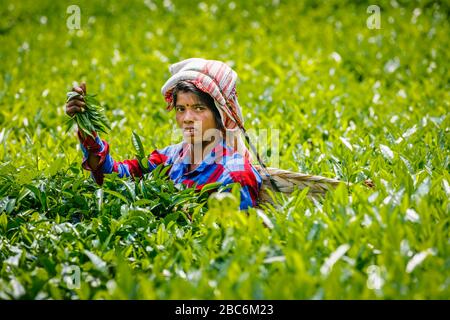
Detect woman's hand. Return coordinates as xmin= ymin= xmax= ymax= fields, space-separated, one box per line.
xmin=66 ymin=82 xmax=103 ymax=171
xmin=66 ymin=82 xmax=87 ymax=117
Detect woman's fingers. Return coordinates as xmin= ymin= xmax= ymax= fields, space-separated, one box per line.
xmin=66 ymin=100 xmax=85 ymax=116
xmin=72 ymin=82 xmax=86 ymax=95
xmin=66 ymin=105 xmax=80 ymax=116
xmin=68 ymin=99 xmax=85 ymax=108
xmin=73 ymin=96 xmax=85 ymax=102
xmin=72 ymin=86 xmax=85 ymax=96
xmin=66 ymin=82 xmax=87 ymax=117
xmin=67 ymin=105 xmax=84 ymax=117
xmin=69 ymin=87 xmax=85 ymax=103
xmin=68 ymin=95 xmax=85 ymax=103
xmin=80 ymin=82 xmax=86 ymax=95
xmin=72 ymin=86 xmax=83 ymax=94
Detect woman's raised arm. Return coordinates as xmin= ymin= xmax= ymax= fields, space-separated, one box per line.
xmin=66 ymin=82 xmax=102 ymax=170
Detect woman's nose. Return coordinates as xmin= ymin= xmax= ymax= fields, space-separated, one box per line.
xmin=183 ymin=109 xmax=196 ymax=123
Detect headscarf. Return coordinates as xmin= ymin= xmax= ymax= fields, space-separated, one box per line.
xmin=161 ymin=58 xmax=252 ymax=161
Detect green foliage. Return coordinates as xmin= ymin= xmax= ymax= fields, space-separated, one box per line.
xmin=132 ymin=131 xmax=149 ymax=171
xmin=0 ymin=0 xmax=449 ymax=299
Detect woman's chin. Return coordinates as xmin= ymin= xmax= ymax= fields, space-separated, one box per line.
xmin=183 ymin=135 xmax=201 ymax=144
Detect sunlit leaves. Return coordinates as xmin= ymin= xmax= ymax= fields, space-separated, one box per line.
xmin=0 ymin=0 xmax=448 ymax=300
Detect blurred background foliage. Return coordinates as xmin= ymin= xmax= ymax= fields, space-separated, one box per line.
xmin=0 ymin=0 xmax=448 ymax=299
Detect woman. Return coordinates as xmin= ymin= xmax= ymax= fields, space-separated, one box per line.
xmin=66 ymin=58 xmax=262 ymax=210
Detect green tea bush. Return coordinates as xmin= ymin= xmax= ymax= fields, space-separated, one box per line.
xmin=0 ymin=0 xmax=448 ymax=299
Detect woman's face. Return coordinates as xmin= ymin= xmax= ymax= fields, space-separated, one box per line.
xmin=175 ymin=91 xmax=218 ymax=144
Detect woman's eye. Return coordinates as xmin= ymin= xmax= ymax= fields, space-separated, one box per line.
xmin=195 ymin=106 xmax=205 ymax=111
xmin=176 ymin=107 xmax=184 ymax=112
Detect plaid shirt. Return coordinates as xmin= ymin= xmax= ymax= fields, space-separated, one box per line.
xmin=78 ymin=131 xmax=262 ymax=210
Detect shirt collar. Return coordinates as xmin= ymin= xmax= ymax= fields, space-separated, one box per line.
xmin=177 ymin=140 xmax=226 ymax=174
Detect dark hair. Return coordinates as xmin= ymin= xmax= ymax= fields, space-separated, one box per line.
xmin=172 ymin=81 xmax=224 ymax=132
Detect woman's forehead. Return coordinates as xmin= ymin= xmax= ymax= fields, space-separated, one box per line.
xmin=176 ymin=91 xmax=202 ymax=105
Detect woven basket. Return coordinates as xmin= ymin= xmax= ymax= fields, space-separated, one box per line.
xmin=253 ymin=165 xmax=343 ymax=204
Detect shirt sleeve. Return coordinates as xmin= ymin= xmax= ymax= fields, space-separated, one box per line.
xmin=224 ymin=159 xmax=262 ymax=210
xmin=77 ymin=130 xmax=169 ymax=185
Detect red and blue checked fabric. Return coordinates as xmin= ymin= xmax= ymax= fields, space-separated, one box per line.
xmin=78 ymin=131 xmax=262 ymax=210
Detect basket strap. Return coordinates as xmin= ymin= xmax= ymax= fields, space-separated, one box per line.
xmin=240 ymin=125 xmax=281 ymax=193
xmin=208 ymin=80 xmax=282 ymax=193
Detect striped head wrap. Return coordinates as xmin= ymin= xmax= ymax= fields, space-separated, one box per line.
xmin=161 ymin=58 xmax=251 ymax=160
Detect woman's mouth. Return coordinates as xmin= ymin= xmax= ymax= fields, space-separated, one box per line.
xmin=183 ymin=127 xmax=196 ymax=135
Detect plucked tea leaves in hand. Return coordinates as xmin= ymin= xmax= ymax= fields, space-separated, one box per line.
xmin=66 ymin=91 xmax=111 ymax=138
